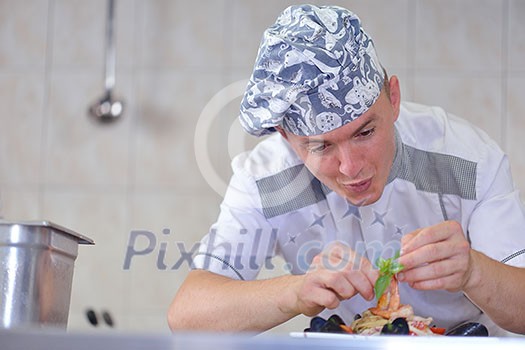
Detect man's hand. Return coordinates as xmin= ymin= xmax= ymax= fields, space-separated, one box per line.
xmin=397 ymin=220 xmax=473 ymax=292
xmin=293 ymin=242 xmax=378 ymax=316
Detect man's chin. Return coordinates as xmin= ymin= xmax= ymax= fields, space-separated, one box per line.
xmin=340 ymin=190 xmax=381 ymax=207
xmin=346 ymin=195 xmax=374 ymax=207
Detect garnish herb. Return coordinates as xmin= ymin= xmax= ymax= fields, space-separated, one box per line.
xmin=374 ymin=250 xmax=404 ymax=300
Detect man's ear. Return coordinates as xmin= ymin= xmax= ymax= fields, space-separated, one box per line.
xmin=276 ymin=126 xmax=288 ymax=140
xmin=388 ymin=75 xmax=401 ymax=121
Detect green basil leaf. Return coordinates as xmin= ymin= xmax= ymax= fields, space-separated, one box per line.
xmin=376 ymin=257 xmax=386 ymax=268
xmin=394 ymin=250 xmax=401 ymax=260
xmin=374 ymin=274 xmax=392 ymax=300
xmin=390 ymin=261 xmax=405 ymax=274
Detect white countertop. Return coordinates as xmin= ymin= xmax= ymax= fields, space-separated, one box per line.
xmin=2 ymin=328 xmax=525 ymax=350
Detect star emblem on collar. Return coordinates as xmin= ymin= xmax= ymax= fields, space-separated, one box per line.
xmin=342 ymin=202 xmax=361 ymax=220
xmin=393 ymin=225 xmax=405 ymax=236
xmin=287 ymin=232 xmax=298 ymax=244
xmin=310 ymin=213 xmax=327 ymax=228
xmin=371 ymin=210 xmax=388 ymax=227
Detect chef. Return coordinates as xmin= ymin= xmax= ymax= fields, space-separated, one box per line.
xmin=168 ymin=4 xmax=525 ymax=336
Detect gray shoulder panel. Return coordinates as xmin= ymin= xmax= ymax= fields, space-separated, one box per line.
xmin=396 ymin=143 xmax=477 ymax=200
xmin=256 ymin=164 xmax=328 ymax=219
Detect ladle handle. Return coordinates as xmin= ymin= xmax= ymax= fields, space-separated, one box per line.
xmin=104 ymin=0 xmax=116 ymax=92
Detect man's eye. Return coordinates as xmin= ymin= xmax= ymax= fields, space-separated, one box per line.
xmin=358 ymin=127 xmax=375 ymax=137
xmin=308 ymin=144 xmax=327 ymax=154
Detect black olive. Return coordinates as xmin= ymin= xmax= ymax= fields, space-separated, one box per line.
xmin=445 ymin=322 xmax=488 ymax=337
xmin=309 ymin=316 xmax=327 ymax=332
xmin=381 ymin=317 xmax=409 ymax=335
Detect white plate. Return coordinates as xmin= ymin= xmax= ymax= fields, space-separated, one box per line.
xmin=289 ymin=332 xmax=363 ymax=339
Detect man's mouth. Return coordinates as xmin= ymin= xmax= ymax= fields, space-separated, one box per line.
xmin=341 ymin=178 xmax=372 ymax=193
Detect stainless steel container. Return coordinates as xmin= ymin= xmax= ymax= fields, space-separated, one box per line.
xmin=0 ymin=220 xmax=94 ymax=329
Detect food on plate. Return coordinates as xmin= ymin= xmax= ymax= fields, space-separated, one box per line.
xmin=351 ymin=275 xmax=436 ymax=335
xmin=351 ymin=252 xmax=436 ymax=335
xmin=304 ymin=252 xmax=488 ymax=336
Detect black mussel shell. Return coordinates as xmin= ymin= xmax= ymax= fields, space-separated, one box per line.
xmin=354 ymin=313 xmax=362 ymax=321
xmin=327 ymin=315 xmax=345 ymax=325
xmin=445 ymin=322 xmax=489 ymax=337
xmin=381 ymin=317 xmax=410 ymax=335
xmin=320 ymin=314 xmax=346 ymax=333
xmin=308 ymin=316 xmax=327 ymax=332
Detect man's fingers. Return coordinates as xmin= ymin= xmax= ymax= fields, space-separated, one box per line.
xmin=317 ymin=271 xmax=357 ymax=300
xmin=346 ymin=270 xmax=376 ymax=301
xmin=308 ymin=247 xmax=377 ymax=303
xmin=298 ymin=285 xmax=339 ymax=315
xmin=401 ymin=228 xmax=444 ymax=255
xmin=407 ymin=273 xmax=465 ymax=292
xmin=400 ymin=228 xmax=422 ymax=250
xmin=399 ymin=240 xmax=454 ymax=269
xmin=396 ymin=221 xmax=473 ymax=293
xmin=312 ymin=287 xmax=341 ymax=310
xmin=401 ymin=221 xmax=462 ymax=256
xmin=399 ymin=258 xmax=459 ymax=281
xmin=398 ymin=258 xmax=468 ymax=292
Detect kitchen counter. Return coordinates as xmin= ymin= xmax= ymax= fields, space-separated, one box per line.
xmin=1 ymin=328 xmax=525 ymax=350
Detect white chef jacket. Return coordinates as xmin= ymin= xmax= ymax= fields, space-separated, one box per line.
xmin=193 ymin=101 xmax=525 ymax=336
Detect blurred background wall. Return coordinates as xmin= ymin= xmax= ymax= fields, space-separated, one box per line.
xmin=0 ymin=0 xmax=524 ymax=333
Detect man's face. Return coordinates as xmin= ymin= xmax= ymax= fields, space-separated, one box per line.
xmin=280 ymin=77 xmax=401 ymax=206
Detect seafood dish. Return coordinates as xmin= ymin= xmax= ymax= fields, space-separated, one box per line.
xmin=350 ymin=276 xmax=438 ymax=335
xmin=304 ymin=254 xmax=488 ymax=336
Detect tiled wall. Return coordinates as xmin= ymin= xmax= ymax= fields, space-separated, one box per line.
xmin=0 ymin=0 xmax=524 ymax=333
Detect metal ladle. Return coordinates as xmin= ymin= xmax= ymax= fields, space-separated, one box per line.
xmin=89 ymin=0 xmax=123 ymax=122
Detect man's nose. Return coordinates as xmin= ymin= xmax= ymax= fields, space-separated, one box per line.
xmin=338 ymin=146 xmax=361 ymax=178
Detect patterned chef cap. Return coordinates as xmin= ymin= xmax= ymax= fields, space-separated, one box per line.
xmin=239 ymin=4 xmax=384 ymax=136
